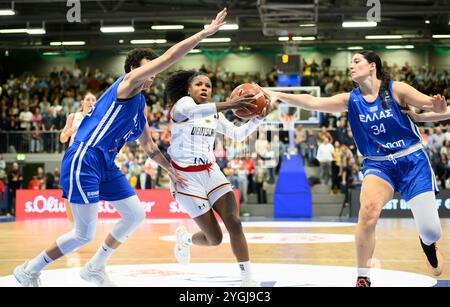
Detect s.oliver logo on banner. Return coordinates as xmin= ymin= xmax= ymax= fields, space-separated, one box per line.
xmin=15 ymin=189 xmax=240 ymax=220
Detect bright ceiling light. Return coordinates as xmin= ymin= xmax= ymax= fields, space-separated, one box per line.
xmin=278 ymin=36 xmax=316 ymax=41
xmin=342 ymin=21 xmax=377 ymax=28
xmin=100 ymin=26 xmax=135 ymax=33
xmin=151 ymin=25 xmax=184 ymax=30
xmin=189 ymin=49 xmax=202 ymax=54
xmin=347 ymin=46 xmax=364 ymax=50
xmin=365 ymin=35 xmax=403 ymax=39
xmin=130 ymin=39 xmax=167 ymax=44
xmin=27 ymin=28 xmax=46 ymax=35
xmin=50 ymin=41 xmax=86 ymax=46
xmin=0 ymin=28 xmax=27 ymax=34
xmin=0 ymin=9 xmax=15 ymax=16
xmin=200 ymin=37 xmax=232 ymax=43
xmin=385 ymin=45 xmax=414 ymax=49
xmin=204 ymin=24 xmax=238 ymax=30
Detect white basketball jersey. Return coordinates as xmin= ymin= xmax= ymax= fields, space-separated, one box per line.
xmin=168 ymin=99 xmax=218 ymax=167
xmin=69 ymin=112 xmax=85 ymax=145
xmin=168 ymin=96 xmax=264 ymax=167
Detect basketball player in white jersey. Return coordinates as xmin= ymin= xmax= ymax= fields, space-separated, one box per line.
xmin=60 ymin=91 xmax=97 ymax=146
xmin=165 ymin=70 xmax=270 ymax=287
xmin=60 ymin=91 xmax=97 ymax=224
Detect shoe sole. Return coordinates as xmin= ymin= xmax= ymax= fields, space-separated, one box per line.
xmin=426 ymin=249 xmax=443 ymax=276
xmin=79 ymin=268 xmax=99 ymax=285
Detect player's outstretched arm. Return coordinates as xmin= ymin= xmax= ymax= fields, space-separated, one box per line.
xmin=60 ymin=113 xmax=75 ymax=144
xmin=260 ymin=87 xmax=349 ymax=113
xmin=124 ymin=8 xmax=227 ymax=86
xmin=216 ymin=113 xmax=263 ymax=142
xmin=402 ymin=107 xmax=450 ymax=123
xmin=172 ymin=94 xmax=257 ymax=122
xmin=393 ymin=81 xmax=447 ymax=113
xmin=138 ymin=121 xmax=187 ymax=188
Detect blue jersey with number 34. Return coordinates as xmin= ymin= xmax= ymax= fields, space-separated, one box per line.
xmin=347 ymin=80 xmax=422 ymax=157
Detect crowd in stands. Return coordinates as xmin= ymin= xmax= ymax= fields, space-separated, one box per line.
xmin=0 ymin=57 xmax=449 ymax=216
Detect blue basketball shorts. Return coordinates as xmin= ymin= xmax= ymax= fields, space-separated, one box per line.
xmin=60 ymin=142 xmax=136 ymax=204
xmin=362 ymin=149 xmax=439 ymax=202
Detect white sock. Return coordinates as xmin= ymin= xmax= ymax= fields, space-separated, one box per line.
xmin=182 ymin=233 xmax=193 ymax=247
xmin=357 ymin=268 xmax=371 ymax=278
xmin=239 ymin=261 xmax=252 ymax=281
xmin=88 ymin=243 xmax=115 ymax=270
xmin=27 ymin=251 xmax=54 ymax=273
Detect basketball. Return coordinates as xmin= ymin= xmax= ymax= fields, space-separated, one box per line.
xmin=230 ymin=83 xmax=267 ymax=119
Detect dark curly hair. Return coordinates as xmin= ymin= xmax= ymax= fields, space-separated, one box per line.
xmin=164 ymin=70 xmax=209 ymax=106
xmin=357 ymin=50 xmax=392 ymax=110
xmin=124 ymin=48 xmax=158 ymax=73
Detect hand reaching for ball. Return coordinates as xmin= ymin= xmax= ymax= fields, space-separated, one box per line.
xmin=228 ymin=93 xmax=259 ymax=112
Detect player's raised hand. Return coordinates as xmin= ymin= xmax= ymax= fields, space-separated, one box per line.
xmin=256 ymin=100 xmax=277 ymax=120
xmin=254 ymin=84 xmax=279 ymax=105
xmin=201 ymin=8 xmax=227 ymax=37
xmin=421 ymin=94 xmax=447 ymax=113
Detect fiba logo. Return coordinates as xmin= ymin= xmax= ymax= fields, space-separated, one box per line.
xmin=66 ymin=0 xmax=81 ymax=23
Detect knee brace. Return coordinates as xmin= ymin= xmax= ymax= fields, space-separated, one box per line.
xmin=109 ymin=195 xmax=146 ymax=243
xmin=407 ymin=191 xmax=442 ymax=245
xmin=56 ymin=203 xmax=98 ymax=255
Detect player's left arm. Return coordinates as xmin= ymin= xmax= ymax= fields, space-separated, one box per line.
xmin=393 ymin=81 xmax=447 ymax=113
xmin=216 ymin=113 xmax=264 ymax=142
xmin=138 ymin=112 xmax=187 ymax=187
xmin=402 ymin=108 xmax=450 ymax=123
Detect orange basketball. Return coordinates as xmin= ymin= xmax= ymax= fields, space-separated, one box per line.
xmin=230 ymin=83 xmax=267 ymax=119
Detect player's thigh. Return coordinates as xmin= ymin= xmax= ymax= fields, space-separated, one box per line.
xmin=359 ymin=174 xmax=394 ymax=222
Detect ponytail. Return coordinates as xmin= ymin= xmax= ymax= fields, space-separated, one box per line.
xmin=378 ymin=70 xmax=391 ymax=110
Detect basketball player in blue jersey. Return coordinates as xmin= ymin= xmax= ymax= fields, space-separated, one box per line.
xmin=13 ymin=8 xmax=229 ymax=287
xmin=261 ymin=50 xmax=447 ymax=287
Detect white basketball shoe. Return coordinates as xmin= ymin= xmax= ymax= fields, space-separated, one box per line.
xmin=175 ymin=226 xmax=191 ymax=265
xmin=80 ymin=263 xmax=117 ymax=287
xmin=13 ymin=262 xmax=42 ymax=287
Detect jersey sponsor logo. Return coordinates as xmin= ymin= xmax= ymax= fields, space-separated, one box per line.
xmin=359 ymin=109 xmax=393 ymax=123
xmin=191 ymin=127 xmax=215 ymax=137
xmin=381 ymin=139 xmax=406 ymax=149
xmin=87 ymin=191 xmax=99 ymax=198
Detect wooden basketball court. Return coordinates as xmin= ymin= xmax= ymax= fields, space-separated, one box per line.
xmin=0 ymin=218 xmax=449 ymax=285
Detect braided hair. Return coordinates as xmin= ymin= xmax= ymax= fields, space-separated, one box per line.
xmin=164 ymin=70 xmax=209 ymax=107
xmin=357 ymin=50 xmax=392 ymax=110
